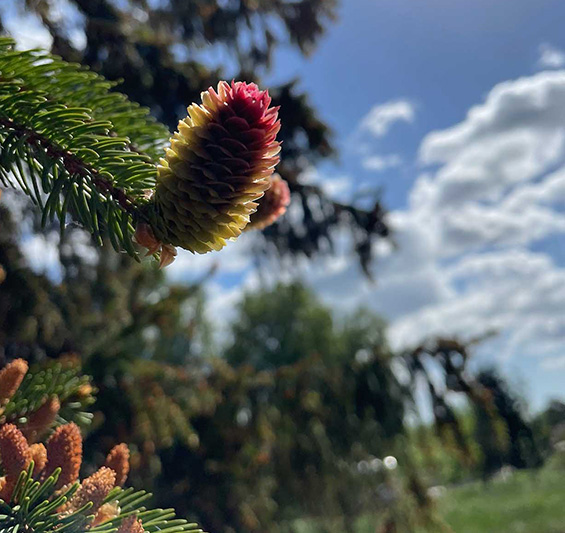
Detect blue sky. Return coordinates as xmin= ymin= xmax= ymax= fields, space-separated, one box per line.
xmin=267 ymin=0 xmax=565 ymax=208
xmin=4 ymin=0 xmax=565 ymax=412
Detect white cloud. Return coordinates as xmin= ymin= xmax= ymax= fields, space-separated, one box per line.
xmin=388 ymin=249 xmax=565 ymax=354
xmin=360 ymin=100 xmax=415 ymax=138
xmin=410 ymin=72 xmax=565 ymax=262
xmin=419 ymin=72 xmax=565 ymax=206
xmin=362 ymin=154 xmax=402 ymax=172
xmin=166 ymin=232 xmax=255 ymax=284
xmin=538 ymin=43 xmax=565 ymax=69
xmin=0 ymin=4 xmax=53 ymax=50
xmin=541 ymin=356 xmax=565 ymax=370
xmin=299 ymin=166 xmax=353 ymax=201
xmin=381 ymin=72 xmax=565 ymax=361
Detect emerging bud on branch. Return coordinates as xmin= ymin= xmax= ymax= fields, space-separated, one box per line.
xmin=92 ymin=501 xmax=120 ymax=527
xmin=29 ymin=443 xmax=47 ymax=476
xmin=246 ymin=173 xmax=291 ymax=231
xmin=66 ymin=467 xmax=116 ymax=514
xmin=93 ymin=501 xmax=120 ymax=526
xmin=0 ymin=424 xmax=31 ymax=501
xmin=22 ymin=396 xmax=60 ymax=443
xmin=134 ymin=222 xmax=177 ymax=268
xmin=118 ymin=515 xmax=145 ymax=533
xmin=104 ymin=443 xmax=130 ymax=487
xmin=0 ymin=359 xmax=28 ymax=408
xmin=154 ymin=81 xmax=281 ymax=254
xmin=43 ymin=423 xmax=82 ymax=488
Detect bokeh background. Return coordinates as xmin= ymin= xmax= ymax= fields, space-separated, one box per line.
xmin=2 ymin=1 xmax=565 ymax=531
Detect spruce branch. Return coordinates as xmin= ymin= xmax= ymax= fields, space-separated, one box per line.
xmin=0 ymin=37 xmax=169 ymax=257
xmin=2 ymin=359 xmax=95 ymax=431
xmin=0 ymin=363 xmax=205 ymax=533
xmin=0 ymin=37 xmax=284 ymax=262
xmin=0 ymin=116 xmax=138 ymax=215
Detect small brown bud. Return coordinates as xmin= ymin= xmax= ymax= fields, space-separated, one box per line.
xmin=66 ymin=467 xmax=116 ymax=514
xmin=44 ymin=423 xmax=82 ymax=488
xmin=29 ymin=443 xmax=47 ymax=476
xmin=0 ymin=424 xmax=31 ymax=501
xmin=118 ymin=515 xmax=145 ymax=533
xmin=104 ymin=443 xmax=130 ymax=487
xmin=22 ymin=396 xmax=60 ymax=443
xmin=0 ymin=359 xmax=28 ymax=406
xmin=93 ymin=501 xmax=120 ymax=526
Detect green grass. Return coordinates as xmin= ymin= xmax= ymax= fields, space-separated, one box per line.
xmin=438 ymin=466 xmax=565 ymax=533
xmin=283 ymin=464 xmax=565 ymax=533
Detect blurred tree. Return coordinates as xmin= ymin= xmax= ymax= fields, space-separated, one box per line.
xmin=0 ymin=202 xmax=69 ymax=363
xmin=226 ymin=282 xmax=335 ymax=369
xmin=0 ymin=197 xmax=213 ymax=366
xmin=403 ymin=338 xmax=479 ymax=466
xmin=0 ymin=200 xmax=451 ymax=532
xmin=404 ymin=340 xmax=543 ymax=480
xmin=77 ymin=282 xmax=411 ymax=532
xmin=531 ymin=399 xmax=565 ymax=457
xmin=2 ymin=0 xmax=389 ymax=271
xmin=474 ymin=368 xmax=543 ymax=477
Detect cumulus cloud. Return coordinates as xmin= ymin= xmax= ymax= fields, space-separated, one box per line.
xmin=419 ymin=72 xmax=565 ymax=206
xmin=281 ymin=71 xmax=565 ymax=377
xmin=410 ymin=72 xmax=565 ymax=261
xmin=538 ymin=43 xmax=565 ymax=69
xmin=359 ymin=100 xmax=415 ymax=138
xmin=389 ymin=249 xmax=565 ymax=354
xmin=381 ymin=72 xmax=565 ymax=362
xmin=362 ymin=154 xmax=402 ymax=172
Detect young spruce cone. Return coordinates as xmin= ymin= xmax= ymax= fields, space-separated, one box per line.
xmin=153 ymin=81 xmax=281 ymax=253
xmin=246 ymin=173 xmax=290 ymax=231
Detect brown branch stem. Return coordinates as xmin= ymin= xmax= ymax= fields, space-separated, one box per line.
xmin=0 ymin=116 xmax=139 ymax=215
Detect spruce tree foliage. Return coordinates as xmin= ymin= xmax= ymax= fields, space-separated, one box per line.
xmin=0 ymin=36 xmax=169 ymax=257
xmin=0 ymin=466 xmax=204 ymax=533
xmin=0 ymin=359 xmax=205 ymax=533
xmin=2 ymin=358 xmax=95 ymax=429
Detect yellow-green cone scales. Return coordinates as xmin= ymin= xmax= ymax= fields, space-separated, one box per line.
xmin=155 ymin=81 xmax=281 ymax=253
